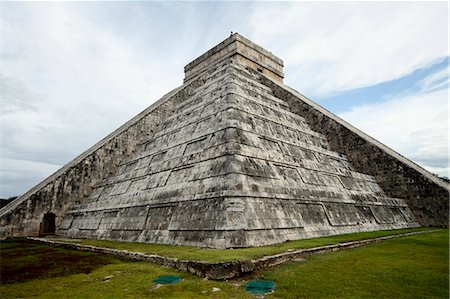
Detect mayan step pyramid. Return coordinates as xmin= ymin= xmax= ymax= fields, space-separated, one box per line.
xmin=1 ymin=33 xmax=448 ymax=247
xmin=55 ymin=34 xmax=421 ymax=248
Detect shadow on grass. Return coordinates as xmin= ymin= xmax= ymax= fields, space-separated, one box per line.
xmin=0 ymin=239 xmax=118 ymax=284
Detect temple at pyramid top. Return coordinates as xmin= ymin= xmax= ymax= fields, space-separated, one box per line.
xmin=0 ymin=33 xmax=447 ymax=247
xmin=184 ymin=33 xmax=284 ymax=83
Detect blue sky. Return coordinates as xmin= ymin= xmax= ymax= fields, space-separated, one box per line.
xmin=1 ymin=1 xmax=448 ymax=197
xmin=317 ymin=57 xmax=449 ymax=113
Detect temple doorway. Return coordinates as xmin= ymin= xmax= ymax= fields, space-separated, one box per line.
xmin=42 ymin=212 xmax=56 ymax=235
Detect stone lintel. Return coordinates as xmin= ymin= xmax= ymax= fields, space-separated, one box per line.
xmin=184 ymin=33 xmax=284 ymax=83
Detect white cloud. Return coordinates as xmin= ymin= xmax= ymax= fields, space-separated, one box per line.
xmin=0 ymin=158 xmax=60 ymax=199
xmin=249 ymin=2 xmax=448 ymax=96
xmin=419 ymin=67 xmax=449 ymax=92
xmin=339 ymin=89 xmax=449 ymax=177
xmin=1 ymin=3 xmax=185 ymax=196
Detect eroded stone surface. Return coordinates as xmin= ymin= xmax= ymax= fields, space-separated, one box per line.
xmin=59 ymin=56 xmax=419 ymax=248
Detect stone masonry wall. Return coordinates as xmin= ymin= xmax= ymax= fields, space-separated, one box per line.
xmin=59 ymin=59 xmax=418 ymax=248
xmin=258 ymin=74 xmax=449 ymax=227
xmin=0 ymin=62 xmax=247 ymax=239
xmin=0 ymin=83 xmax=202 ymax=238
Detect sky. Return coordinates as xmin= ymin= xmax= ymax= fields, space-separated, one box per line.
xmin=1 ymin=1 xmax=448 ymax=198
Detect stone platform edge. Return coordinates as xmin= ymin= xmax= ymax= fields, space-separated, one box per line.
xmin=28 ymin=229 xmax=439 ymax=280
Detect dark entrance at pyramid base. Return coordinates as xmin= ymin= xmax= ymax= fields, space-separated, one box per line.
xmin=41 ymin=212 xmax=56 ymax=235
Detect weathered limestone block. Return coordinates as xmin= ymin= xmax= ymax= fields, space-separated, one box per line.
xmin=184 ymin=33 xmax=284 ymax=84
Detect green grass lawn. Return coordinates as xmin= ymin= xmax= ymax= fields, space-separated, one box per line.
xmin=60 ymin=227 xmax=429 ymax=262
xmin=1 ymin=229 xmax=447 ymax=298
xmin=262 ymin=229 xmax=449 ymax=298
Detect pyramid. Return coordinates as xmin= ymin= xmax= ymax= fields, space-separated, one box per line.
xmin=1 ymin=33 xmax=447 ymax=246
xmin=56 ymin=34 xmax=423 ymax=248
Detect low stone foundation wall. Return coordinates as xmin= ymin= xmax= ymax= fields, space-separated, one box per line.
xmin=28 ymin=229 xmax=438 ymax=280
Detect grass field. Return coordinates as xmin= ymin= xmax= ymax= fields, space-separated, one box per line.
xmin=261 ymin=229 xmax=449 ymax=298
xmin=61 ymin=227 xmax=429 ymax=262
xmin=0 ymin=239 xmax=116 ymax=284
xmin=1 ymin=229 xmax=448 ymax=298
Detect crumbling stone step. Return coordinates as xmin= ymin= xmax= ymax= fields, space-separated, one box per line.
xmin=28 ymin=229 xmax=439 ymax=280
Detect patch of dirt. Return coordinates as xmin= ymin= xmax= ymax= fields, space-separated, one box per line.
xmin=0 ymin=239 xmax=116 ymax=284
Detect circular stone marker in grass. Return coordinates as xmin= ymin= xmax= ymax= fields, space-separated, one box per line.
xmin=153 ymin=275 xmax=183 ymax=284
xmin=245 ymin=280 xmax=276 ymax=295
